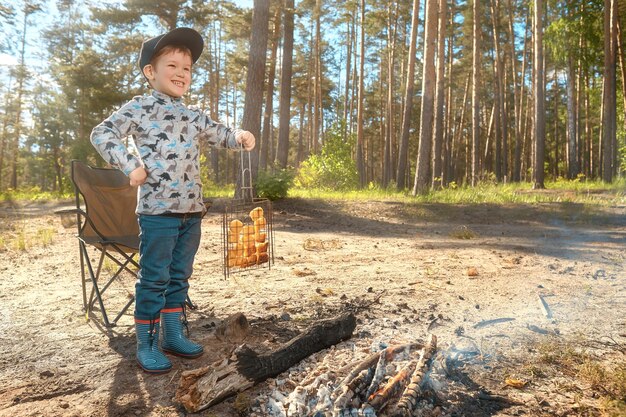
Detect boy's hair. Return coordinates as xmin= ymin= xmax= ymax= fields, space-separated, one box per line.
xmin=150 ymin=44 xmax=193 ymax=66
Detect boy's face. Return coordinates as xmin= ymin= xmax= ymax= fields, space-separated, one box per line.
xmin=143 ymin=49 xmax=193 ymax=98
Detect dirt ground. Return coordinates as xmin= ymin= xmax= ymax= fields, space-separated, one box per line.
xmin=0 ymin=195 xmax=624 ymax=417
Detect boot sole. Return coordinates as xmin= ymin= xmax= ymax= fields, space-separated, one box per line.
xmin=162 ymin=348 xmax=204 ymax=359
xmin=137 ymin=361 xmax=172 ymax=374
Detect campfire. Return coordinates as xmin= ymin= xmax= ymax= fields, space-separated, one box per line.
xmin=276 ymin=335 xmax=438 ymax=417
xmin=174 ymin=314 xmax=449 ymax=416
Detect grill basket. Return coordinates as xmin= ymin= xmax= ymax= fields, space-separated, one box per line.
xmin=221 ymin=151 xmax=274 ymax=278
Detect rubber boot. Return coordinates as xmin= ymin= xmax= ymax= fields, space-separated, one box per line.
xmin=161 ymin=306 xmax=204 ymax=358
xmin=135 ymin=319 xmax=172 ymax=374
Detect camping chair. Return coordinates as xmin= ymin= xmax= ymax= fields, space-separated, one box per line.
xmin=55 ymin=160 xmax=140 ymax=327
xmin=58 ymin=160 xmax=198 ymax=327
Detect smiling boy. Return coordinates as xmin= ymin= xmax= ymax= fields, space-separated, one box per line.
xmin=90 ymin=28 xmax=255 ymax=374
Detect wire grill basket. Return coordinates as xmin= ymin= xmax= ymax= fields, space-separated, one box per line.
xmin=221 ymin=151 xmax=274 ymax=278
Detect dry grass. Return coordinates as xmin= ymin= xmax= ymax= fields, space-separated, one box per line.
xmin=534 ymin=339 xmax=626 ymax=416
xmin=233 ymin=392 xmax=252 ymax=416
xmin=449 ymin=225 xmax=478 ymax=239
xmin=0 ymin=222 xmax=56 ymax=252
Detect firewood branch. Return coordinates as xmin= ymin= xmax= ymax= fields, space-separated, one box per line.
xmin=390 ymin=334 xmax=438 ymax=417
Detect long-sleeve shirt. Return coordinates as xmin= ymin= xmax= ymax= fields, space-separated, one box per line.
xmin=91 ymin=90 xmax=242 ymax=215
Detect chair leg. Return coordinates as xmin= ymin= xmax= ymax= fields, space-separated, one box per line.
xmin=111 ymin=296 xmax=135 ymax=326
xmin=79 ymin=241 xmax=88 ymax=311
xmin=100 ymin=252 xmax=138 ymax=326
xmin=81 ymin=245 xmax=112 ymax=327
xmin=185 ymin=295 xmax=197 ymax=310
xmin=83 ymin=246 xmax=141 ymax=327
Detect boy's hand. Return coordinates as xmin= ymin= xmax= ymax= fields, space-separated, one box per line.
xmin=236 ymin=131 xmax=256 ymax=151
xmin=129 ymin=167 xmax=147 ymax=186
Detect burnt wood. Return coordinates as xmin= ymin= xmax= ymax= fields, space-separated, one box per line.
xmin=175 ymin=312 xmax=357 ymax=413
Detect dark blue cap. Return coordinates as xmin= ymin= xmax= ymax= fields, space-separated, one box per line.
xmin=138 ymin=27 xmax=204 ymax=74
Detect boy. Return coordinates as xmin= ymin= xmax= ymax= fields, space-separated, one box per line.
xmin=90 ymin=27 xmax=255 ymax=374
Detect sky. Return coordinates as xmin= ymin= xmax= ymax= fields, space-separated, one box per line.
xmin=0 ymin=0 xmax=254 ymax=71
xmin=0 ymin=0 xmax=255 ymax=131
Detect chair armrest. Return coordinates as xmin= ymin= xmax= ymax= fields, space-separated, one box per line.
xmin=54 ymin=208 xmax=84 ymax=216
xmin=54 ymin=208 xmax=86 ymax=229
xmin=201 ymin=199 xmax=213 ymax=218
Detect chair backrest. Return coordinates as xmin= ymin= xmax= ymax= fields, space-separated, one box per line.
xmin=71 ymin=160 xmax=139 ymax=243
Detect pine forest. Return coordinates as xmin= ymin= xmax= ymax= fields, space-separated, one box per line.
xmin=0 ymin=0 xmax=624 ymax=196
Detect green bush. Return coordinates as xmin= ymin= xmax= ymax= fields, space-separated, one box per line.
xmin=256 ymin=168 xmax=294 ymax=200
xmin=294 ymin=124 xmax=359 ymax=190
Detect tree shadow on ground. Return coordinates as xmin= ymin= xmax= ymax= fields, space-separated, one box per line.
xmin=270 ymin=198 xmax=626 ymax=264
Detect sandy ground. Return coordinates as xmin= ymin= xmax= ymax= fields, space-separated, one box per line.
xmin=0 ymin=195 xmax=624 ymax=417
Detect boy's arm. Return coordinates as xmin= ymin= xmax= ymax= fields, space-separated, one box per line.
xmin=196 ymin=114 xmax=255 ymax=151
xmin=90 ymin=99 xmax=143 ymax=176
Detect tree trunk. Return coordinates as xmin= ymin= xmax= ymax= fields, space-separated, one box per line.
xmin=356 ymin=0 xmax=366 ymax=187
xmin=0 ymin=73 xmax=14 ymax=191
xmin=297 ymin=102 xmax=305 ymax=166
xmin=521 ymin=84 xmax=531 ymax=181
xmin=514 ymin=7 xmax=530 ymax=182
xmin=396 ymin=0 xmax=420 ymax=190
xmin=343 ymin=10 xmax=354 ymax=139
xmin=383 ymin=2 xmax=398 ymax=188
xmin=443 ymin=1 xmax=455 ymax=186
xmin=490 ymin=0 xmax=507 ymax=182
xmin=566 ymin=55 xmax=579 ymax=179
xmin=471 ymin=0 xmax=481 ymax=186
xmin=532 ymin=0 xmax=545 ymax=189
xmin=412 ymin=0 xmax=438 ymax=195
xmin=584 ymin=71 xmax=592 ymax=177
xmin=602 ymin=0 xmax=617 ymax=183
xmin=209 ymin=14 xmax=223 ymax=184
xmin=576 ymin=28 xmax=584 ymax=176
xmin=432 ymin=0 xmax=447 ymax=189
xmin=306 ymin=26 xmax=314 ymax=156
xmin=260 ymin=7 xmax=281 ymax=171
xmin=276 ymin=0 xmax=295 ymax=169
xmin=617 ymin=18 xmax=626 ymax=134
xmin=238 ymin=0 xmax=270 ymax=199
xmin=484 ymin=102 xmax=495 ymax=173
xmin=553 ymin=71 xmax=559 ymax=178
xmin=11 ymin=8 xmax=33 ymax=189
xmin=454 ymin=72 xmax=471 ymax=185
xmin=506 ymin=0 xmax=519 ymax=182
xmin=350 ymin=19 xmax=358 ymax=137
xmin=312 ymin=0 xmax=322 ymax=153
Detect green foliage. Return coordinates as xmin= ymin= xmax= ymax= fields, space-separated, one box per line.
xmin=289 ymin=179 xmax=626 ymax=206
xmin=294 ymin=125 xmax=358 ymax=190
xmin=255 ymin=169 xmax=294 ymax=201
xmin=198 ymin=153 xmax=237 ymax=199
xmin=198 ymin=153 xmax=213 ymax=191
xmin=545 ymin=1 xmax=603 ymax=69
xmin=0 ymin=187 xmax=71 ymax=203
xmin=0 ymin=0 xmax=621 ymax=194
xmin=5 ymin=177 xmax=623 ymax=207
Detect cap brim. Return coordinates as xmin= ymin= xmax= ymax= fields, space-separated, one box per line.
xmin=154 ymin=28 xmax=204 ymax=64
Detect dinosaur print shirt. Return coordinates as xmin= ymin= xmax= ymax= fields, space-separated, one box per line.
xmin=91 ymin=90 xmax=241 ymax=215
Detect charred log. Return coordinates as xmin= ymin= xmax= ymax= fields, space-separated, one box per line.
xmin=175 ymin=313 xmax=357 ymax=413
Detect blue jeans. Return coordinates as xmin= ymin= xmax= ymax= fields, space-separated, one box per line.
xmin=135 ymin=214 xmax=202 ymax=321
